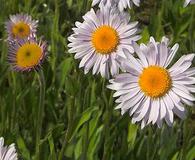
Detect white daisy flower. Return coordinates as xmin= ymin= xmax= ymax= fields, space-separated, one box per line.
xmin=0 ymin=137 xmax=18 ymax=160
xmin=5 ymin=13 xmax=38 ymax=41
xmin=184 ymin=0 xmax=195 ymax=6
xmin=68 ymin=6 xmax=140 ymax=79
xmin=107 ymin=37 xmax=195 ymax=128
xmin=92 ymin=0 xmax=140 ymax=11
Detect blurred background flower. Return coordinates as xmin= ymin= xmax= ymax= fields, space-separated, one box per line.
xmin=92 ymin=0 xmax=141 ymax=11
xmin=5 ymin=13 xmax=38 ymax=41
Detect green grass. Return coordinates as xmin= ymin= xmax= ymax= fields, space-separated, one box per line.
xmin=0 ymin=0 xmax=195 ymax=159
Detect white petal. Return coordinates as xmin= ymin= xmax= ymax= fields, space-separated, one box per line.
xmin=122 ymin=92 xmax=144 ymax=111
xmin=173 ymin=107 xmax=186 ymax=119
xmin=172 ymin=87 xmax=195 ymax=101
xmin=163 ymin=94 xmax=175 ymax=110
xmin=147 ymin=42 xmax=157 ymax=65
xmin=116 ymin=56 xmax=140 ymax=75
xmin=160 ymin=98 xmax=166 ymax=119
xmin=129 ymin=96 xmax=146 ymax=116
xmin=132 ymin=97 xmax=150 ymax=122
xmin=132 ymin=41 xmax=148 ymax=67
xmin=159 ymin=42 xmax=168 ymax=67
xmin=165 ymin=108 xmax=174 ymax=126
xmin=92 ymin=54 xmax=102 ymax=74
xmin=147 ymin=99 xmax=159 ymax=124
xmin=164 ymin=43 xmax=179 ymax=67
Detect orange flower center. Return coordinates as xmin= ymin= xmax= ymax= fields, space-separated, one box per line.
xmin=16 ymin=43 xmax=42 ymax=68
xmin=139 ymin=66 xmax=172 ymax=98
xmin=91 ymin=25 xmax=119 ymax=54
xmin=12 ymin=22 xmax=30 ymax=38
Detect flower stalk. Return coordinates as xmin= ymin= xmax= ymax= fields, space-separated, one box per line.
xmin=35 ymin=70 xmax=45 ymax=160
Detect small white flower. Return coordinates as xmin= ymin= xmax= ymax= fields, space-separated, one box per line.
xmin=5 ymin=13 xmax=38 ymax=41
xmin=68 ymin=6 xmax=140 ymax=79
xmin=0 ymin=137 xmax=18 ymax=160
xmin=184 ymin=0 xmax=195 ymax=6
xmin=92 ymin=0 xmax=140 ymax=11
xmin=107 ymin=37 xmax=195 ymax=128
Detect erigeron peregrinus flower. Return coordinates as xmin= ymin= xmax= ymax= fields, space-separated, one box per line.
xmin=68 ymin=6 xmax=140 ymax=79
xmin=107 ymin=37 xmax=195 ymax=128
xmin=5 ymin=13 xmax=38 ymax=41
xmin=8 ymin=37 xmax=47 ymax=72
xmin=92 ymin=0 xmax=140 ymax=11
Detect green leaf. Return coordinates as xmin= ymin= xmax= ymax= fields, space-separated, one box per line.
xmin=87 ymin=125 xmax=104 ymax=160
xmin=74 ymin=137 xmax=82 ymax=160
xmin=69 ymin=106 xmax=99 ymax=141
xmin=58 ymin=57 xmax=73 ymax=90
xmin=127 ymin=123 xmax=138 ymax=150
xmin=17 ymin=136 xmax=31 ymax=160
xmin=186 ymin=146 xmax=195 ymax=160
xmin=48 ymin=134 xmax=57 ymax=160
xmin=171 ymin=152 xmax=179 ymax=160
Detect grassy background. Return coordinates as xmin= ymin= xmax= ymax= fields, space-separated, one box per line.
xmin=0 ymin=0 xmax=195 ymax=159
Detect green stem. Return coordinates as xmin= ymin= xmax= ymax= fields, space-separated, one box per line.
xmin=82 ymin=85 xmax=91 ymax=160
xmin=189 ymin=7 xmax=195 ymax=51
xmin=51 ymin=0 xmax=59 ymax=84
xmin=11 ymin=72 xmax=16 ymax=131
xmin=147 ymin=127 xmax=153 ymax=160
xmin=58 ymin=97 xmax=75 ymax=160
xmin=102 ymin=79 xmax=113 ymax=160
xmin=35 ymin=70 xmax=46 ymax=160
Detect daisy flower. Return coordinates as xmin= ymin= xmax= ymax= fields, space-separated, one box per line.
xmin=107 ymin=37 xmax=195 ymax=128
xmin=0 ymin=137 xmax=18 ymax=160
xmin=184 ymin=0 xmax=195 ymax=6
xmin=5 ymin=13 xmax=38 ymax=40
xmin=92 ymin=0 xmax=140 ymax=11
xmin=8 ymin=37 xmax=47 ymax=72
xmin=68 ymin=6 xmax=140 ymax=79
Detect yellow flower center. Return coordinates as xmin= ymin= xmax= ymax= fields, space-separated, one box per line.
xmin=91 ymin=25 xmax=119 ymax=54
xmin=16 ymin=43 xmax=42 ymax=68
xmin=139 ymin=66 xmax=172 ymax=98
xmin=12 ymin=22 xmax=30 ymax=38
